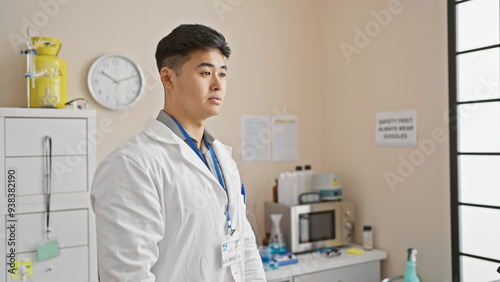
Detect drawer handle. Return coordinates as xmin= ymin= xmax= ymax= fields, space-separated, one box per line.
xmin=44 ymin=136 xmax=53 ymax=241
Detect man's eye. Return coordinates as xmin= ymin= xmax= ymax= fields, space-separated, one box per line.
xmin=202 ymin=72 xmax=211 ymax=76
xmin=220 ymin=73 xmax=226 ymax=78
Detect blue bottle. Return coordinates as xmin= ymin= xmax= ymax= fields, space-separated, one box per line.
xmin=404 ymin=248 xmax=420 ymax=282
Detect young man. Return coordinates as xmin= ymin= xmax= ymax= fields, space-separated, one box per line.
xmin=91 ymin=24 xmax=266 ymax=281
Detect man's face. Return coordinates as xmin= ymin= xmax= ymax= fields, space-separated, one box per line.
xmin=167 ymin=48 xmax=227 ymax=123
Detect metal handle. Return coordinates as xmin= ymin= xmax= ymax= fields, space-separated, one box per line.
xmin=44 ymin=136 xmax=52 ymax=240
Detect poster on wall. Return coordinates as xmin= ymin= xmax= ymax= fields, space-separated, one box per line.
xmin=241 ymin=115 xmax=271 ymax=162
xmin=376 ymin=110 xmax=417 ymax=147
xmin=273 ymin=116 xmax=299 ymax=162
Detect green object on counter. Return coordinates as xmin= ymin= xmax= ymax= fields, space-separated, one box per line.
xmin=404 ymin=248 xmax=420 ymax=282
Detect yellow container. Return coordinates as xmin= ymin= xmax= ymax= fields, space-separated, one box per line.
xmin=30 ymin=37 xmax=68 ymax=108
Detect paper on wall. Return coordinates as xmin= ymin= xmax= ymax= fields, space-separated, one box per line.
xmin=272 ymin=116 xmax=299 ymax=162
xmin=241 ymin=115 xmax=271 ymax=162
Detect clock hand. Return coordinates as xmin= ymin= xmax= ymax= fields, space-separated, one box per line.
xmin=118 ymin=75 xmax=138 ymax=82
xmin=101 ymin=71 xmax=119 ymax=84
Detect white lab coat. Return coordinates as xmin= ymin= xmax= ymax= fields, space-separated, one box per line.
xmin=91 ymin=118 xmax=266 ymax=282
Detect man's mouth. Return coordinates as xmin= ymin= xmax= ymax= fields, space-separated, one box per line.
xmin=208 ymin=96 xmax=222 ymax=104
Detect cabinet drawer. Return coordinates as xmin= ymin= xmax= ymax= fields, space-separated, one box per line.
xmin=6 ymin=156 xmax=87 ymax=196
xmin=6 ymin=246 xmax=89 ymax=282
xmin=14 ymin=209 xmax=88 ymax=253
xmin=5 ymin=118 xmax=87 ymax=157
xmin=293 ymin=261 xmax=380 ymax=282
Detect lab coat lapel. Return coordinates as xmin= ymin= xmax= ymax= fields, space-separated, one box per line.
xmin=142 ymin=118 xmax=222 ymax=188
xmin=212 ymin=141 xmax=240 ymax=217
xmin=212 ymin=141 xmax=235 ymax=188
xmin=179 ymin=143 xmax=219 ymax=181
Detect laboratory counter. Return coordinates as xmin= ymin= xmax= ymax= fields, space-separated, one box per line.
xmin=265 ymin=245 xmax=387 ymax=282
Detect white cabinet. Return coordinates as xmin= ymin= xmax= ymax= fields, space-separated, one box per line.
xmin=266 ymin=247 xmax=387 ymax=282
xmin=0 ymin=108 xmax=97 ymax=282
xmin=292 ymin=261 xmax=380 ymax=282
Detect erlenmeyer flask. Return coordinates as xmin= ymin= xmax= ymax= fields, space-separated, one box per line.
xmin=269 ymin=214 xmax=287 ymax=254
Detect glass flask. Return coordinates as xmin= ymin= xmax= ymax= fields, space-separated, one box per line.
xmin=269 ymin=214 xmax=287 ymax=254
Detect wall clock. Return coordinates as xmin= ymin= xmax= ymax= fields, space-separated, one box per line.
xmin=87 ymin=54 xmax=145 ymax=110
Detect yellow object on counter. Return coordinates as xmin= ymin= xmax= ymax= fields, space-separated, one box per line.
xmin=346 ymin=248 xmax=365 ymax=255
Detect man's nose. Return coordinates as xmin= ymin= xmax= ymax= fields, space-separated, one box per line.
xmin=211 ymin=76 xmax=223 ymax=91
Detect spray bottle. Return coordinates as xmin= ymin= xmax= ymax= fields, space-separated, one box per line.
xmin=404 ymin=248 xmax=420 ymax=282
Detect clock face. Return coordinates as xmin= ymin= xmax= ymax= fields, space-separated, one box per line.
xmin=87 ymin=54 xmax=145 ymax=110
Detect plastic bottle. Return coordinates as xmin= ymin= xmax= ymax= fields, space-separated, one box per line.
xmin=278 ymin=172 xmax=295 ymax=205
xmin=404 ymin=248 xmax=420 ymax=282
xmin=363 ymin=226 xmax=373 ymax=250
xmin=293 ymin=166 xmax=303 ymax=205
xmin=277 ymin=173 xmax=287 ymax=205
xmin=304 ymin=165 xmax=314 ymax=193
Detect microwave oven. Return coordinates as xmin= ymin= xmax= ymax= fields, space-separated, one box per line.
xmin=264 ymin=201 xmax=355 ymax=253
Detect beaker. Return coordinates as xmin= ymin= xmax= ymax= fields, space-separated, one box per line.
xmin=269 ymin=214 xmax=287 ymax=254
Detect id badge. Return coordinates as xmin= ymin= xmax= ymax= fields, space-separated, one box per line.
xmin=221 ymin=232 xmax=241 ymax=268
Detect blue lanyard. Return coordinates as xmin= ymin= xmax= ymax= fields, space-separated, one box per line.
xmin=170 ymin=116 xmax=226 ymax=191
xmin=170 ymin=117 xmax=234 ymax=234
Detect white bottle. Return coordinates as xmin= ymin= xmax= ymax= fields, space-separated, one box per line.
xmin=278 ymin=172 xmax=295 ymax=205
xmin=304 ymin=165 xmax=314 ymax=193
xmin=294 ymin=166 xmax=303 ymax=205
xmin=363 ymin=226 xmax=373 ymax=250
xmin=278 ymin=172 xmax=287 ymax=205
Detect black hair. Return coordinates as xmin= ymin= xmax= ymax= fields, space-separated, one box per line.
xmin=155 ymin=24 xmax=231 ymax=74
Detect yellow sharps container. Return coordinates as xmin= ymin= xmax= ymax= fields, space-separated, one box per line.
xmin=30 ymin=37 xmax=68 ymax=108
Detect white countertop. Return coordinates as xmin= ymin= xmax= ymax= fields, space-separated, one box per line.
xmin=265 ymin=245 xmax=387 ymax=281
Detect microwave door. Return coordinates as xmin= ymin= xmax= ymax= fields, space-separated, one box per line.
xmin=294 ymin=203 xmax=343 ymax=253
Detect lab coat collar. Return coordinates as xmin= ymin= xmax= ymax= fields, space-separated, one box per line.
xmin=142 ymin=118 xmax=232 ymax=189
xmin=155 ymin=110 xmax=216 ymax=146
xmin=143 ymin=118 xmax=225 ymax=150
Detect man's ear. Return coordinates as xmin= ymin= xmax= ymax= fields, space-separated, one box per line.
xmin=160 ymin=67 xmax=175 ymax=90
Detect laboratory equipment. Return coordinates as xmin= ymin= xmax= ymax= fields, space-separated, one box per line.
xmin=312 ymin=173 xmax=343 ymax=200
xmin=29 ymin=36 xmax=68 ymax=108
xmin=274 ymin=252 xmax=298 ymax=266
xmin=18 ymin=28 xmax=41 ymax=108
xmin=277 ymin=165 xmax=315 ymax=205
xmin=258 ymin=245 xmax=278 ymax=271
xmin=265 ymin=201 xmax=355 ymax=253
xmin=268 ymin=214 xmax=287 ymax=254
xmin=315 ymin=247 xmax=341 ymax=258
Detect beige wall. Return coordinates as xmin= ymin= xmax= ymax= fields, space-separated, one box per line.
xmin=0 ymin=0 xmax=450 ymax=280
xmin=319 ymin=0 xmax=450 ymax=280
